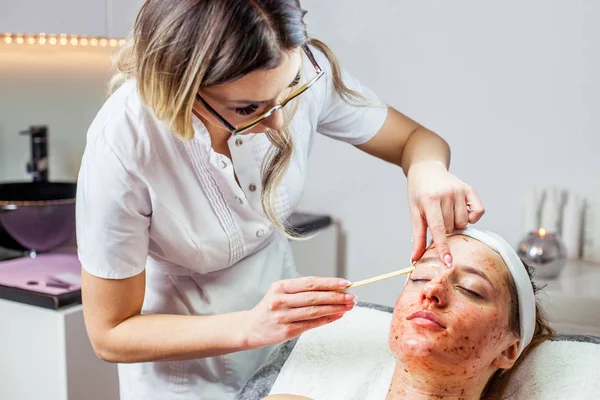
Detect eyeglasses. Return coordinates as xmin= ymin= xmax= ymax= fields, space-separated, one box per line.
xmin=195 ymin=44 xmax=325 ymax=136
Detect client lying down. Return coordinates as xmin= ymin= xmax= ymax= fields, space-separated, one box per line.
xmin=264 ymin=228 xmax=553 ymax=400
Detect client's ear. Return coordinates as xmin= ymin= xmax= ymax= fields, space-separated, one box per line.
xmin=492 ymin=339 xmax=519 ymax=369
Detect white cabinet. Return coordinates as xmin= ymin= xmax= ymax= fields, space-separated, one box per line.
xmin=107 ymin=0 xmax=145 ymax=38
xmin=1 ymin=0 xmax=107 ymax=37
xmin=0 ymin=300 xmax=119 ymax=400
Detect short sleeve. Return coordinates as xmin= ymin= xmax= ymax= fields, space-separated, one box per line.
xmin=76 ymin=133 xmax=151 ymax=279
xmin=313 ymin=47 xmax=389 ymax=145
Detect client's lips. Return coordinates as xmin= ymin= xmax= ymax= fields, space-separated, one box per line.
xmin=407 ymin=310 xmax=446 ymax=329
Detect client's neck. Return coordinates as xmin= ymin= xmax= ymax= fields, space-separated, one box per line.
xmin=386 ymin=362 xmax=486 ymax=400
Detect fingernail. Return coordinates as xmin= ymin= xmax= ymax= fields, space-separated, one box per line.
xmin=345 ymin=293 xmax=356 ymax=301
xmin=339 ymin=279 xmax=351 ymax=287
xmin=444 ymin=254 xmax=453 ymax=268
xmin=353 ymin=299 xmax=358 ymax=306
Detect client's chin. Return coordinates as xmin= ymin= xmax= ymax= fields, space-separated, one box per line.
xmin=389 ymin=322 xmax=482 ymax=374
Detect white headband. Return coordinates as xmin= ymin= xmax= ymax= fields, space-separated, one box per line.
xmin=448 ymin=228 xmax=536 ymax=357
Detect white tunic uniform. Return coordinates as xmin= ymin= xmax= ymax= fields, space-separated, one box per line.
xmin=76 ymin=46 xmax=388 ymax=399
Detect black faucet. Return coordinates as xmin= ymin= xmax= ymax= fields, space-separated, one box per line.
xmin=20 ymin=125 xmax=49 ymax=182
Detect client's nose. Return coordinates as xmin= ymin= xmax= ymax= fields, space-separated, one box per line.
xmin=421 ymin=277 xmax=448 ymax=306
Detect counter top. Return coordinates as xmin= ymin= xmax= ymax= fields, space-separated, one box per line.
xmin=0 ymin=248 xmax=81 ymax=309
xmin=535 ymin=260 xmax=600 ymax=335
xmin=536 ymin=259 xmax=600 ymax=299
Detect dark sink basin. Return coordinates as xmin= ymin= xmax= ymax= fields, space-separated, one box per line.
xmin=0 ymin=182 xmax=77 ymax=253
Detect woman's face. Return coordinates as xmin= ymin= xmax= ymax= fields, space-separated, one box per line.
xmin=196 ymin=48 xmax=303 ymax=135
xmin=389 ymin=235 xmax=519 ymax=376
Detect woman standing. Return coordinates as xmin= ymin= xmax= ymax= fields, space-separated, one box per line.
xmin=76 ymin=1 xmax=484 ymax=398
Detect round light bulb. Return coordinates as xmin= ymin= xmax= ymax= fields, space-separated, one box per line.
xmin=59 ymin=38 xmax=67 ymax=45
xmin=99 ymin=38 xmax=108 ymax=47
xmin=80 ymin=38 xmax=88 ymax=46
xmin=49 ymin=37 xmax=57 ymax=45
xmin=27 ymin=37 xmax=35 ymax=45
xmin=39 ymin=37 xmax=47 ymax=45
xmin=90 ymin=38 xmax=98 ymax=46
xmin=118 ymin=39 xmax=126 ymax=47
xmin=16 ymin=36 xmax=24 ymax=44
xmin=4 ymin=36 xmax=12 ymax=44
xmin=109 ymin=39 xmax=118 ymax=47
xmin=70 ymin=37 xmax=78 ymax=46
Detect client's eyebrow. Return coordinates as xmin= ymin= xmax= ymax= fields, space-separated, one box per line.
xmin=459 ymin=265 xmax=494 ymax=288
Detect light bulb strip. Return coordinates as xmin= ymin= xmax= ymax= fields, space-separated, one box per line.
xmin=2 ymin=33 xmax=126 ymax=48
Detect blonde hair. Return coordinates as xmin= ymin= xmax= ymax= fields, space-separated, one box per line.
xmin=108 ymin=0 xmax=364 ymax=236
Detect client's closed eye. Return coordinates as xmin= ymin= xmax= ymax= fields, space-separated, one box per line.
xmin=457 ymin=286 xmax=483 ymax=299
xmin=410 ymin=278 xmax=431 ymax=283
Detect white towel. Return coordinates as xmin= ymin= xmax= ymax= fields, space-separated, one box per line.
xmin=504 ymin=340 xmax=600 ymax=399
xmin=269 ymin=307 xmax=396 ymax=400
xmin=270 ymin=306 xmax=600 ymax=400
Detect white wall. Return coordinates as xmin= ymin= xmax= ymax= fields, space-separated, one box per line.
xmin=1 ymin=1 xmax=598 ymax=307
xmin=298 ymin=0 xmax=600 ymax=305
xmin=0 ymin=45 xmax=113 ymax=182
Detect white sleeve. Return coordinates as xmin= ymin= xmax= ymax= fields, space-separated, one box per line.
xmin=314 ymin=47 xmax=389 ymax=145
xmin=76 ymin=133 xmax=151 ymax=279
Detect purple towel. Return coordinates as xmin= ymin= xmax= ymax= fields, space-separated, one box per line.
xmin=0 ymin=248 xmax=81 ymax=295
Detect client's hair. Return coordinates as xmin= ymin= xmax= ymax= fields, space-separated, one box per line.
xmin=481 ymin=259 xmax=554 ymax=400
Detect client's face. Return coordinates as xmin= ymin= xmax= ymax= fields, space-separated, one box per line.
xmin=389 ymin=236 xmax=519 ymax=376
